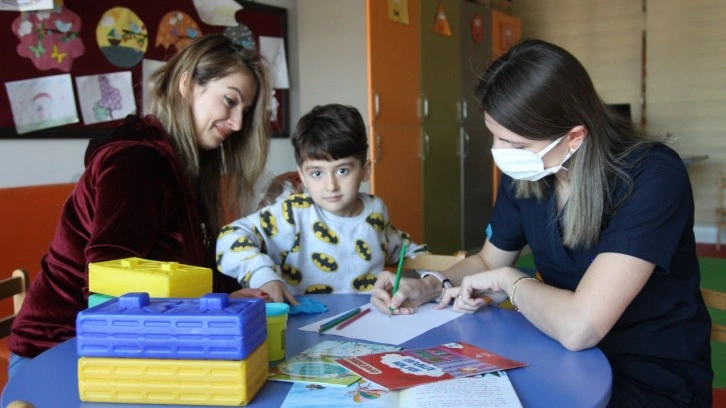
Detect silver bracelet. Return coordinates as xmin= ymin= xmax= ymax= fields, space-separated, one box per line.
xmin=417 ymin=270 xmax=452 ymax=303
xmin=510 ymin=276 xmax=539 ymax=312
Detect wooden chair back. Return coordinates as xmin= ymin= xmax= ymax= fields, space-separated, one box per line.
xmin=0 ymin=269 xmax=29 ymax=339
xmin=403 ymin=251 xmax=466 ymax=272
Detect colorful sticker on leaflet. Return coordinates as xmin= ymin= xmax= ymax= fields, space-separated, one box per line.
xmin=4 ymin=74 xmax=79 ymax=134
xmin=156 ymin=11 xmax=202 ymax=53
xmin=96 ymin=7 xmax=148 ymax=68
xmin=12 ymin=3 xmax=85 ymax=72
xmin=75 ymin=72 xmax=136 ymax=125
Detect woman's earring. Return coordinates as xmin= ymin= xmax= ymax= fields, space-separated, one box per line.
xmin=569 ymin=147 xmax=575 ymax=154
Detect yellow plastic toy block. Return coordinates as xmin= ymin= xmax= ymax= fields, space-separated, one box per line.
xmin=88 ymin=257 xmax=212 ymax=298
xmin=78 ymin=342 xmax=268 ymax=406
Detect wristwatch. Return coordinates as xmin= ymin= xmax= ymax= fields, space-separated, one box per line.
xmin=418 ymin=270 xmax=453 ymax=303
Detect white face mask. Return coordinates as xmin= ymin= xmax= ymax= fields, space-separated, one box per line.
xmin=491 ymin=136 xmax=579 ymax=181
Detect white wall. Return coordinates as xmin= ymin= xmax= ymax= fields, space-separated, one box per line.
xmin=296 ymin=0 xmax=369 ymax=192
xmin=0 ymin=0 xmax=300 ymax=188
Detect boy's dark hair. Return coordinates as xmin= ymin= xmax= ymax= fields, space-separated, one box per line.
xmin=291 ymin=104 xmax=368 ymax=166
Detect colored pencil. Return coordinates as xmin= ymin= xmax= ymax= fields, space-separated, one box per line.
xmin=335 ymin=307 xmax=372 ymax=330
xmin=389 ymin=243 xmax=408 ymax=317
xmin=318 ymin=307 xmax=361 ymax=334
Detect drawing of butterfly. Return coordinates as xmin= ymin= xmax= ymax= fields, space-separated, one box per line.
xmin=54 ymin=19 xmax=72 ymax=33
xmin=28 ymin=42 xmax=46 ymax=58
xmin=51 ymin=45 xmax=66 ymax=63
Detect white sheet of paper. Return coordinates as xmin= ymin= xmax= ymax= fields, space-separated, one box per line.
xmin=259 ymin=36 xmax=290 ymax=89
xmin=193 ymin=0 xmax=242 ymax=27
xmin=0 ymin=0 xmax=53 ymax=11
xmin=300 ymin=303 xmax=461 ymax=345
xmin=75 ymin=71 xmax=136 ymax=125
xmin=141 ymin=59 xmax=165 ymax=114
xmin=5 ymin=74 xmax=79 ymax=134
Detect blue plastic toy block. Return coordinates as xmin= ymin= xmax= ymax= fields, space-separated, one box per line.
xmin=76 ymin=292 xmax=266 ymax=360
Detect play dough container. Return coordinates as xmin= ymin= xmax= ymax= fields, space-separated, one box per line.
xmin=265 ymin=303 xmax=290 ymax=362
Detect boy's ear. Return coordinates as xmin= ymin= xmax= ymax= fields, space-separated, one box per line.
xmin=296 ymin=167 xmax=308 ymax=189
xmin=178 ymin=70 xmax=189 ymax=97
xmin=362 ymin=160 xmax=371 ymax=182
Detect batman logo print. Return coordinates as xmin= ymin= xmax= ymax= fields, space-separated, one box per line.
xmin=260 ymin=210 xmax=278 ymax=237
xmin=312 ymin=252 xmax=338 ymax=272
xmin=282 ymin=264 xmax=302 ymax=286
xmin=288 ymin=194 xmax=313 ymax=208
xmin=355 ymin=240 xmax=372 ymax=261
xmin=230 ymin=236 xmax=257 ymax=252
xmin=218 ymin=224 xmax=239 ymax=238
xmin=312 ymin=221 xmax=338 ymax=244
xmin=305 ymin=284 xmax=333 ymax=294
xmin=366 ymin=213 xmax=385 ymax=232
xmin=352 ymin=273 xmax=377 ymax=291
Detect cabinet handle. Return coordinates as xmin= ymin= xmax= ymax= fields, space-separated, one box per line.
xmin=374 ymin=131 xmax=381 ymax=163
xmin=460 ymin=97 xmax=468 ymax=121
xmin=461 ymin=129 xmax=470 ymax=158
xmin=374 ymin=92 xmax=380 ymax=119
xmin=421 ymin=131 xmax=430 ymax=160
xmin=419 ymin=94 xmax=429 ymax=120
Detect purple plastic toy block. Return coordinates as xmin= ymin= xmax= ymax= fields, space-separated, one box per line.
xmin=76 ymin=292 xmax=266 ymax=360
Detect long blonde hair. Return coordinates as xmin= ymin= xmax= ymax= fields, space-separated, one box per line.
xmin=147 ymin=34 xmax=271 ymax=230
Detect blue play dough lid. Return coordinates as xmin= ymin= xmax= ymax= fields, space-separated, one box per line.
xmin=265 ymin=302 xmax=290 ymax=317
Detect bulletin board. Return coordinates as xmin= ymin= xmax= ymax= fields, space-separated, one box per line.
xmin=0 ymin=0 xmax=290 ymax=139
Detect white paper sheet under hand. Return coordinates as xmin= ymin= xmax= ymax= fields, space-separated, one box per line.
xmin=300 ymin=303 xmax=461 ymax=345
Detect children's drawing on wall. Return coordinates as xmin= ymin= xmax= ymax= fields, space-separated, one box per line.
xmin=471 ymin=14 xmax=484 ymax=43
xmin=193 ymin=0 xmax=242 ymax=27
xmin=75 ymin=71 xmax=135 ymax=125
xmin=4 ymin=73 xmax=78 ymax=134
xmin=11 ymin=2 xmax=85 ymax=72
xmin=259 ymin=36 xmax=288 ymax=124
xmin=155 ymin=11 xmax=202 ymax=54
xmin=141 ymin=59 xmax=165 ymax=114
xmin=432 ymin=2 xmax=452 ymax=37
xmin=0 ymin=0 xmax=52 ymax=12
xmin=387 ymin=0 xmax=409 ymax=25
xmin=96 ymin=7 xmax=148 ymax=68
xmin=224 ymin=24 xmax=256 ymax=50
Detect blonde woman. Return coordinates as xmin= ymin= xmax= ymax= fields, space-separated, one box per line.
xmin=8 ymin=34 xmax=272 ymax=376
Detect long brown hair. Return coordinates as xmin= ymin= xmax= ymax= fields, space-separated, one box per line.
xmin=476 ymin=40 xmax=667 ymax=249
xmin=147 ymin=34 xmax=271 ymax=230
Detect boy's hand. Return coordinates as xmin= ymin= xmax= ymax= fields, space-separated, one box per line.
xmin=260 ymin=280 xmax=300 ymax=306
xmin=370 ymin=271 xmax=432 ymax=315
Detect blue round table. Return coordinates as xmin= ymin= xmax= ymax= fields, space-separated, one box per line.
xmin=2 ymin=294 xmax=611 ymax=407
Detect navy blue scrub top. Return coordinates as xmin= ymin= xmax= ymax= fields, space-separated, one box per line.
xmin=488 ymin=143 xmax=712 ymax=405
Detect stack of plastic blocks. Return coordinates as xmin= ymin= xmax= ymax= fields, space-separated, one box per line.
xmin=76 ymin=292 xmax=268 ymax=406
xmin=87 ymin=257 xmax=213 ymax=307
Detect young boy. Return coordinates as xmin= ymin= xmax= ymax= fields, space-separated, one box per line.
xmin=217 ymin=104 xmax=429 ymax=303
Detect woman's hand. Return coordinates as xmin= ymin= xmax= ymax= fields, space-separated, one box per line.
xmin=228 ymin=288 xmax=270 ymax=300
xmin=370 ymin=271 xmax=439 ymax=315
xmin=436 ymin=269 xmax=510 ymax=313
xmin=260 ymin=280 xmax=300 ymax=306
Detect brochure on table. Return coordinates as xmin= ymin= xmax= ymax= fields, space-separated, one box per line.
xmin=335 ymin=342 xmax=527 ymax=390
xmin=280 ymin=372 xmax=523 ymax=408
xmin=269 ymin=340 xmax=401 ymax=387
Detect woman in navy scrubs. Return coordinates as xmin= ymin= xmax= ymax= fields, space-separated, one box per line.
xmin=371 ymin=39 xmax=712 ymax=407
